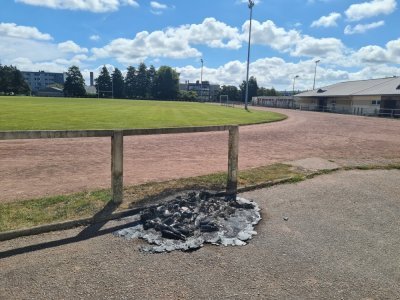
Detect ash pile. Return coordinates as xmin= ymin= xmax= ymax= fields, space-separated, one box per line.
xmin=114 ymin=191 xmax=261 ymax=253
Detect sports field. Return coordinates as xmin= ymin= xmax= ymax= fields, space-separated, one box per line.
xmin=0 ymin=96 xmax=286 ymax=130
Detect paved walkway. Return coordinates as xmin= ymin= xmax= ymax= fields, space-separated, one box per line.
xmin=1 ymin=169 xmax=399 ymax=299
xmin=1 ymin=108 xmax=400 ymax=202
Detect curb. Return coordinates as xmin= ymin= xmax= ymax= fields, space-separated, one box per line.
xmin=0 ymin=177 xmax=299 ymax=242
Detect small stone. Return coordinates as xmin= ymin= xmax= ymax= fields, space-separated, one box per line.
xmin=283 ymin=216 xmax=289 ymax=221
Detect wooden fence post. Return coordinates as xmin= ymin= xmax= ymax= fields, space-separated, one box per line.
xmin=111 ymin=130 xmax=123 ymax=204
xmin=227 ymin=126 xmax=239 ymax=197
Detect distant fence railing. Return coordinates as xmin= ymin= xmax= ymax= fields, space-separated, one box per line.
xmin=378 ymin=108 xmax=400 ymax=118
xmin=0 ymin=126 xmax=239 ymax=204
xmin=252 ymin=102 xmax=400 ymax=119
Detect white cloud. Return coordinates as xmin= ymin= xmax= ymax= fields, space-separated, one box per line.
xmin=245 ymin=20 xmax=345 ymax=58
xmin=90 ymin=18 xmax=242 ymax=64
xmin=311 ymin=12 xmax=341 ymax=28
xmin=150 ymin=1 xmax=169 ymax=15
xmin=89 ymin=34 xmax=100 ymax=41
xmin=150 ymin=1 xmax=167 ymax=9
xmin=247 ymin=20 xmax=301 ymax=52
xmin=345 ymin=0 xmax=397 ymax=21
xmin=0 ymin=22 xmax=52 ymax=40
xmin=58 ymin=40 xmax=89 ymax=53
xmin=291 ymin=36 xmax=345 ymax=58
xmin=344 ymin=20 xmax=385 ymax=35
xmin=353 ymin=38 xmax=400 ymax=64
xmin=15 ymin=0 xmax=139 ymax=13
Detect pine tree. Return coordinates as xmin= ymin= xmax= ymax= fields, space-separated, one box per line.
xmin=112 ymin=68 xmax=125 ymax=99
xmin=95 ymin=66 xmax=112 ymax=98
xmin=125 ymin=66 xmax=137 ymax=99
xmin=147 ymin=65 xmax=156 ymax=98
xmin=136 ymin=62 xmax=149 ymax=99
xmin=63 ymin=65 xmax=86 ymax=97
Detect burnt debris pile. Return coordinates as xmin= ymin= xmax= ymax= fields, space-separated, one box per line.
xmin=115 ymin=191 xmax=261 ymax=253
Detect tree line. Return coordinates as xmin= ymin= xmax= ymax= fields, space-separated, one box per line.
xmin=64 ymin=64 xmax=179 ymax=100
xmin=1 ymin=63 xmax=279 ymax=102
xmin=0 ymin=65 xmax=30 ymax=95
xmin=217 ymin=76 xmax=279 ymax=103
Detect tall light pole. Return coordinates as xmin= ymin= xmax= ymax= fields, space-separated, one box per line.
xmin=200 ymin=58 xmax=204 ymax=101
xmin=292 ymin=75 xmax=299 ymax=95
xmin=245 ymin=0 xmax=255 ymax=110
xmin=313 ymin=59 xmax=320 ymax=90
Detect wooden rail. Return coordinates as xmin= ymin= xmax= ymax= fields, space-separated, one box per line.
xmin=0 ymin=125 xmax=239 ymax=203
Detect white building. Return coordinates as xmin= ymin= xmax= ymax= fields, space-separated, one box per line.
xmin=295 ymin=77 xmax=400 ymax=116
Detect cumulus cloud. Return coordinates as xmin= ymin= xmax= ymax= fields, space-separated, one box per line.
xmin=353 ymin=38 xmax=400 ymax=64
xmin=58 ymin=40 xmax=89 ymax=53
xmin=311 ymin=12 xmax=341 ymax=28
xmin=0 ymin=22 xmax=52 ymax=40
xmin=91 ymin=18 xmax=242 ymax=64
xmin=344 ymin=20 xmax=385 ymax=35
xmin=247 ymin=20 xmax=301 ymax=52
xmin=345 ymin=0 xmax=397 ymax=21
xmin=177 ymin=57 xmax=354 ymax=91
xmin=15 ymin=0 xmax=139 ymax=13
xmin=245 ymin=20 xmax=345 ymax=58
xmin=291 ymin=36 xmax=345 ymax=58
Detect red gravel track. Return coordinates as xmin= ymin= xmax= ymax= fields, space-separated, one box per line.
xmin=1 ymin=108 xmax=400 ymax=202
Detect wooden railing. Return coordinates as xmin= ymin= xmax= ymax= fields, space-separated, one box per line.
xmin=0 ymin=126 xmax=239 ymax=204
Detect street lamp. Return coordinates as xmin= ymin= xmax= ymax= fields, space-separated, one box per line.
xmin=245 ymin=0 xmax=255 ymax=110
xmin=292 ymin=75 xmax=299 ymax=95
xmin=313 ymin=59 xmax=320 ymax=90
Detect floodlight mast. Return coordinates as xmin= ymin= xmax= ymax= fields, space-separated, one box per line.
xmin=313 ymin=59 xmax=320 ymax=90
xmin=245 ymin=0 xmax=255 ymax=110
xmin=200 ymin=58 xmax=204 ymax=101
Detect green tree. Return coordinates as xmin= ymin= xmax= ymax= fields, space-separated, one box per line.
xmin=112 ymin=68 xmax=125 ymax=99
xmin=152 ymin=66 xmax=179 ymax=100
xmin=63 ymin=65 xmax=86 ymax=97
xmin=136 ymin=62 xmax=149 ymax=99
xmin=179 ymin=90 xmax=198 ymax=101
xmin=95 ymin=66 xmax=112 ymax=98
xmin=0 ymin=65 xmax=30 ymax=95
xmin=258 ymin=87 xmax=279 ymax=96
xmin=125 ymin=66 xmax=137 ymax=99
xmin=147 ymin=65 xmax=156 ymax=98
xmin=218 ymin=85 xmax=240 ymax=102
xmin=240 ymin=76 xmax=258 ymax=103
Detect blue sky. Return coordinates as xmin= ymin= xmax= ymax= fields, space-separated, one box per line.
xmin=1 ymin=0 xmax=399 ymax=91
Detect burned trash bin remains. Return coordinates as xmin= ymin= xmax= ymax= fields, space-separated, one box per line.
xmin=114 ymin=191 xmax=261 ymax=253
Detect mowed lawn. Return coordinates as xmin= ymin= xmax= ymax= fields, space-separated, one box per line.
xmin=0 ymin=96 xmax=286 ymax=130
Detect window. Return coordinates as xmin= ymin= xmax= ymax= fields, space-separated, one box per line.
xmin=372 ymin=100 xmax=381 ymax=105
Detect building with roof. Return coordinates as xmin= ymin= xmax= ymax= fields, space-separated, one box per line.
xmin=295 ymin=77 xmax=400 ymax=117
xmin=179 ymin=81 xmax=220 ymax=102
xmin=21 ymin=71 xmax=65 ymax=93
xmin=36 ymin=86 xmax=64 ymax=97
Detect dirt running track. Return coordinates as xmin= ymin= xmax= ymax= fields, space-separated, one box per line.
xmin=1 ymin=108 xmax=400 ymax=202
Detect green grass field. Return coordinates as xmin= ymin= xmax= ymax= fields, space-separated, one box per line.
xmin=0 ymin=96 xmax=286 ymax=130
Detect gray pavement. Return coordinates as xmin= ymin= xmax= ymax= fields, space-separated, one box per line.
xmin=1 ymin=169 xmax=400 ymax=299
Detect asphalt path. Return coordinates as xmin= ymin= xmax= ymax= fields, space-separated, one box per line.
xmin=1 ymin=169 xmax=399 ymax=299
